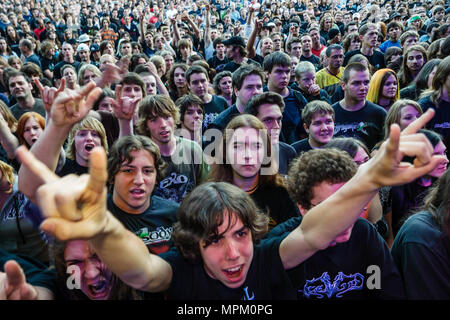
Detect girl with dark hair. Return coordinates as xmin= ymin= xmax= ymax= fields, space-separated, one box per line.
xmin=385 ymin=46 xmax=403 ymax=73
xmin=167 ymin=63 xmax=189 ymax=102
xmin=0 ymin=37 xmax=16 ymax=61
xmin=386 ymin=129 xmax=448 ymax=246
xmin=206 ymin=114 xmax=299 ymax=230
xmin=212 ymin=70 xmax=234 ymax=107
xmin=342 ymin=32 xmax=361 ymax=53
xmin=5 ymin=25 xmax=21 ymax=56
xmin=391 ymin=167 xmax=450 ymax=299
xmin=398 ymin=45 xmax=428 ymax=89
xmin=400 ymin=59 xmax=442 ymax=101
xmin=418 ymin=56 xmax=450 ymax=153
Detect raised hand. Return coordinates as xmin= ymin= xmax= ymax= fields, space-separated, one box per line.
xmin=112 ymin=84 xmax=141 ymax=120
xmin=16 ymin=146 xmax=109 ymax=241
xmin=34 ymin=78 xmax=66 ymax=116
xmin=145 ymin=61 xmax=159 ymax=77
xmin=96 ymin=63 xmax=122 ymax=88
xmin=361 ymin=109 xmax=446 ymax=188
xmin=0 ymin=261 xmax=38 ymax=300
xmin=49 ymin=82 xmax=102 ymax=128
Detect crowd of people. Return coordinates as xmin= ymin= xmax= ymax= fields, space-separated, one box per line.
xmin=0 ymin=0 xmax=449 ymax=301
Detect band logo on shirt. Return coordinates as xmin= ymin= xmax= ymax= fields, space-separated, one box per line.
xmin=300 ymin=271 xmax=364 ymax=299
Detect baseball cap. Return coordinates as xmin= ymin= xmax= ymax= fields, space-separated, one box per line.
xmin=389 ymin=12 xmax=401 ymax=20
xmin=90 ymin=44 xmax=100 ymax=52
xmin=222 ymin=36 xmax=246 ymax=47
xmin=76 ymin=43 xmax=90 ymax=53
xmin=328 ymin=28 xmax=340 ymax=39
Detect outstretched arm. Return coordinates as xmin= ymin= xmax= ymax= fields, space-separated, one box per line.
xmin=182 ymin=13 xmax=200 ymax=39
xmin=18 ymin=82 xmax=102 ymax=204
xmin=16 ymin=147 xmax=173 ymax=292
xmin=0 ymin=260 xmax=53 ymax=300
xmin=246 ymin=18 xmax=262 ymax=59
xmin=279 ymin=109 xmax=446 ymax=269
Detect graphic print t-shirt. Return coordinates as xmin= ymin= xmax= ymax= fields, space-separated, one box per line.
xmin=153 ymin=137 xmax=209 ymax=203
xmin=332 ymin=101 xmax=386 ymax=151
xmin=107 ymin=195 xmax=179 ymax=254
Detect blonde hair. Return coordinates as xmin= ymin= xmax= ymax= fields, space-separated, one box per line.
xmin=0 ymin=160 xmax=15 ymax=193
xmin=65 ymin=117 xmax=108 ymax=160
xmin=78 ymin=64 xmax=101 ymax=86
xmin=366 ymin=68 xmax=400 ymax=106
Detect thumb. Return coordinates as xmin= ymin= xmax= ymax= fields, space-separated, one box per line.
xmin=4 ymin=260 xmax=26 ymax=289
xmin=40 ymin=217 xmax=103 ymax=241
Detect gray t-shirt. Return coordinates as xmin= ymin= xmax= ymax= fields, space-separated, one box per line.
xmin=10 ymin=98 xmax=46 ymax=120
xmin=153 ymin=137 xmax=209 ymax=203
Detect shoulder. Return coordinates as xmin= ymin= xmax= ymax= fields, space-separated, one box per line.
xmin=331 ymin=101 xmax=342 ymax=110
xmin=365 ymin=101 xmax=387 ymax=114
xmin=150 ymin=195 xmax=180 ymax=211
xmin=394 ymin=212 xmax=441 ymax=246
xmin=212 ymin=94 xmax=228 ymax=105
xmin=278 ymin=141 xmax=297 ymax=155
xmin=418 ymin=95 xmax=433 ymax=107
xmin=176 ymin=136 xmax=204 ymax=153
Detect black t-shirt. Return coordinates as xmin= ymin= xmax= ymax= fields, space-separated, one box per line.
xmin=202 ymin=95 xmax=228 ymax=131
xmin=107 ymin=194 xmax=179 ymax=255
xmin=57 ymin=158 xmax=88 ymax=177
xmin=344 ymin=49 xmax=386 ymax=71
xmin=268 ymin=217 xmax=406 ymax=299
xmin=332 ymin=101 xmax=387 ymax=151
xmin=390 ymin=181 xmax=431 ymax=237
xmin=40 ymin=56 xmax=57 ymax=74
xmin=221 ymin=58 xmax=261 ymax=73
xmin=205 ymin=104 xmax=241 ymax=152
xmin=251 ymin=184 xmax=300 ymax=230
xmin=160 ymin=235 xmax=297 ymax=300
xmin=300 ymin=54 xmax=321 ymax=69
xmin=419 ymin=95 xmax=450 ymax=154
xmin=291 ymin=138 xmax=313 ymax=155
xmin=53 ymin=60 xmax=82 ymax=80
xmin=208 ymin=104 xmax=240 ymax=132
xmin=275 ymin=142 xmax=297 ymax=175
xmin=207 ymin=55 xmax=229 ymax=69
xmin=141 ymin=41 xmax=157 ymax=58
xmin=391 ymin=211 xmax=450 ymax=299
